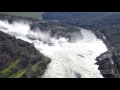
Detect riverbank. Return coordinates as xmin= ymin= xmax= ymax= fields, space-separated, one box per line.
xmin=94 ymin=30 xmax=120 ymax=78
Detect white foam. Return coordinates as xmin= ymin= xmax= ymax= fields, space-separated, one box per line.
xmin=0 ymin=20 xmax=108 ymax=78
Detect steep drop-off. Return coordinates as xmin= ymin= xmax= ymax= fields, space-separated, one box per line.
xmin=0 ymin=31 xmax=51 ymax=78
xmin=0 ymin=19 xmax=107 ymax=78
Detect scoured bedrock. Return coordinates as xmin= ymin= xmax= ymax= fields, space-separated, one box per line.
xmin=0 ymin=20 xmax=107 ymax=78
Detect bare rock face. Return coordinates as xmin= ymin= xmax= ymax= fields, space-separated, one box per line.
xmin=94 ymin=29 xmax=120 ymax=78
xmin=96 ymin=49 xmax=120 ymax=78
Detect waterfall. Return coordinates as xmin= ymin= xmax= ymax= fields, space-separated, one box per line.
xmin=0 ymin=20 xmax=108 ymax=78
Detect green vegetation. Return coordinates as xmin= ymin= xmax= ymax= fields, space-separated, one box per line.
xmin=43 ymin=12 xmax=120 ymax=78
xmin=43 ymin=12 xmax=118 ymax=29
xmin=1 ymin=58 xmax=20 ymax=77
xmin=14 ymin=69 xmax=27 ymax=78
xmin=9 ymin=69 xmax=27 ymax=78
xmin=2 ymin=12 xmax=120 ymax=78
xmin=0 ymin=12 xmax=44 ymax=20
xmin=43 ymin=12 xmax=120 ymax=47
xmin=0 ymin=31 xmax=51 ymax=78
xmin=31 ymin=62 xmax=41 ymax=72
xmin=28 ymin=56 xmax=51 ymax=78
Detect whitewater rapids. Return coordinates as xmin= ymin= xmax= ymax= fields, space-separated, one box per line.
xmin=0 ymin=20 xmax=108 ymax=78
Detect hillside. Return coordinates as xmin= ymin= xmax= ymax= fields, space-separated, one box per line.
xmin=0 ymin=12 xmax=44 ymax=20
xmin=43 ymin=12 xmax=119 ymax=29
xmin=1 ymin=12 xmax=120 ymax=78
xmin=0 ymin=13 xmax=81 ymax=42
xmin=0 ymin=31 xmax=51 ymax=78
xmin=43 ymin=12 xmax=120 ymax=47
xmin=43 ymin=12 xmax=120 ymax=78
xmin=0 ymin=13 xmax=83 ymax=78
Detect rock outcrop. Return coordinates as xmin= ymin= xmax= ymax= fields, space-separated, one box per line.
xmin=95 ymin=30 xmax=120 ymax=78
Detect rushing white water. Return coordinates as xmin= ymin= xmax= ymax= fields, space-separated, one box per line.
xmin=0 ymin=20 xmax=108 ymax=78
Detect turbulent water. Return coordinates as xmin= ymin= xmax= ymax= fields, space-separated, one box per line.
xmin=0 ymin=20 xmax=108 ymax=78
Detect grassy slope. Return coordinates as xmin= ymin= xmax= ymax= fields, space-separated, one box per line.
xmin=1 ymin=58 xmax=20 ymax=74
xmin=1 ymin=58 xmax=21 ymax=77
xmin=9 ymin=69 xmax=27 ymax=78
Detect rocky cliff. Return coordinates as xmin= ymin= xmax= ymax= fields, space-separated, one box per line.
xmin=95 ymin=31 xmax=120 ymax=78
